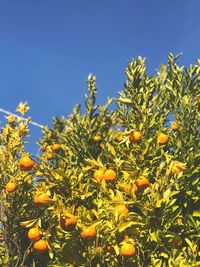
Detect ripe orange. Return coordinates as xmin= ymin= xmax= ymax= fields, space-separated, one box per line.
xmin=120 ymin=243 xmax=136 ymax=257
xmin=7 ymin=115 xmax=15 ymax=124
xmin=34 ymin=193 xmax=50 ymax=207
xmin=60 ymin=214 xmax=78 ymax=231
xmin=93 ymin=169 xmax=105 ymax=182
xmin=171 ymin=161 xmax=185 ymax=174
xmin=51 ymin=144 xmax=61 ymax=152
xmin=19 ymin=155 xmax=35 ymax=171
xmin=170 ymin=121 xmax=179 ymax=131
xmin=47 ymin=153 xmax=54 ymax=160
xmin=93 ymin=135 xmax=102 ymax=142
xmin=115 ymin=204 xmax=129 ymax=217
xmin=28 ymin=228 xmax=41 ymax=242
xmin=33 ymin=239 xmax=48 ymax=252
xmin=135 ymin=176 xmax=149 ymax=190
xmin=81 ymin=226 xmax=96 ymax=241
xmin=5 ymin=182 xmax=16 ymax=193
xmin=157 ymin=133 xmax=169 ymax=145
xmin=130 ymin=131 xmax=142 ymax=142
xmin=104 ymin=169 xmax=117 ymax=183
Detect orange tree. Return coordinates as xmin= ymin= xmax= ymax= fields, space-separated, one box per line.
xmin=0 ymin=54 xmax=200 ymax=266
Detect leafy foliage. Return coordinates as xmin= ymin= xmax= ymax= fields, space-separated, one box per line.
xmin=0 ymin=54 xmax=200 ymax=266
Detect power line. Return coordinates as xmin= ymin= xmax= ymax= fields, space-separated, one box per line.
xmin=0 ymin=107 xmax=44 ymax=129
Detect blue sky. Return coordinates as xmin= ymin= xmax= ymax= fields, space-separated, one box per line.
xmin=0 ymin=0 xmax=200 ymax=153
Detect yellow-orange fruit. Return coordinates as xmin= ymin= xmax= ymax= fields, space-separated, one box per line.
xmin=93 ymin=135 xmax=102 ymax=142
xmin=51 ymin=144 xmax=61 ymax=152
xmin=120 ymin=243 xmax=136 ymax=257
xmin=171 ymin=161 xmax=185 ymax=174
xmin=104 ymin=169 xmax=117 ymax=182
xmin=170 ymin=121 xmax=179 ymax=131
xmin=33 ymin=239 xmax=48 ymax=252
xmin=28 ymin=228 xmax=41 ymax=242
xmin=130 ymin=131 xmax=142 ymax=142
xmin=157 ymin=133 xmax=169 ymax=145
xmin=34 ymin=193 xmax=50 ymax=207
xmin=115 ymin=204 xmax=129 ymax=216
xmin=135 ymin=176 xmax=149 ymax=190
xmin=93 ymin=169 xmax=105 ymax=182
xmin=5 ymin=182 xmax=16 ymax=193
xmin=19 ymin=155 xmax=35 ymax=171
xmin=47 ymin=153 xmax=54 ymax=160
xmin=81 ymin=226 xmax=96 ymax=240
xmin=60 ymin=214 xmax=78 ymax=231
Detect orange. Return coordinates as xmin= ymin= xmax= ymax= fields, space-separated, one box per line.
xmin=120 ymin=243 xmax=136 ymax=257
xmin=117 ymin=134 xmax=123 ymax=142
xmin=19 ymin=154 xmax=35 ymax=171
xmin=135 ymin=176 xmax=149 ymax=190
xmin=171 ymin=161 xmax=185 ymax=174
xmin=93 ymin=135 xmax=102 ymax=142
xmin=170 ymin=121 xmax=179 ymax=131
xmin=130 ymin=131 xmax=142 ymax=142
xmin=60 ymin=214 xmax=78 ymax=231
xmin=81 ymin=226 xmax=96 ymax=241
xmin=33 ymin=239 xmax=48 ymax=252
xmin=47 ymin=153 xmax=54 ymax=160
xmin=104 ymin=169 xmax=117 ymax=183
xmin=7 ymin=115 xmax=15 ymax=124
xmin=93 ymin=169 xmax=105 ymax=182
xmin=157 ymin=133 xmax=169 ymax=145
xmin=115 ymin=204 xmax=129 ymax=217
xmin=28 ymin=228 xmax=41 ymax=242
xmin=51 ymin=144 xmax=61 ymax=152
xmin=34 ymin=193 xmax=50 ymax=207
xmin=5 ymin=182 xmax=16 ymax=193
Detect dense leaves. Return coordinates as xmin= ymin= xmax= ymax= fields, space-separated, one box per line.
xmin=0 ymin=54 xmax=200 ymax=266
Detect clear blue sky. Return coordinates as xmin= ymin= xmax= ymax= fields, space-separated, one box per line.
xmin=0 ymin=0 xmax=200 ymax=153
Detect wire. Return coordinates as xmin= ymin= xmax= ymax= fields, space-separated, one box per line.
xmin=0 ymin=107 xmax=44 ymax=129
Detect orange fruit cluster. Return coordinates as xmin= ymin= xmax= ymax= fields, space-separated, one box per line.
xmin=93 ymin=169 xmax=117 ymax=183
